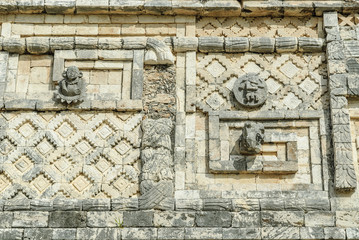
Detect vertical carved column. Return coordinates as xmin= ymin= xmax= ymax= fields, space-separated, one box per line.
xmin=324 ymin=11 xmax=357 ymax=191
xmin=139 ymin=118 xmax=174 ymax=210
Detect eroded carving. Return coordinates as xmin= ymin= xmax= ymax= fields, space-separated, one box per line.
xmin=139 ymin=118 xmax=174 ymax=210
xmin=239 ymin=122 xmax=265 ymax=155
xmin=55 ymin=66 xmax=86 ymax=104
xmin=233 ymin=73 xmax=267 ymax=108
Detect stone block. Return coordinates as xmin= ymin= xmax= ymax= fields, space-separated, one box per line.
xmin=158 ymin=228 xmax=185 ymax=240
xmin=30 ymin=199 xmax=53 ymax=211
xmin=195 ymin=211 xmax=232 ymax=227
xmin=261 ymin=211 xmax=304 ymax=227
xmin=185 ymin=228 xmax=222 ymax=240
xmin=0 ymin=212 xmax=13 ymax=228
xmin=300 ymin=227 xmax=325 ymax=240
xmin=223 ymin=228 xmax=261 ymax=240
xmin=53 ymin=199 xmax=82 ymax=211
xmin=298 ymin=37 xmax=324 ymax=52
xmin=250 ymin=37 xmax=275 ymax=53
xmin=324 ymin=11 xmax=338 ymax=28
xmin=336 ymin=211 xmax=359 ymax=227
xmin=347 ymin=228 xmax=359 ymax=240
xmin=49 ymin=211 xmax=87 ymax=228
xmin=52 ymin=229 xmax=77 ymax=240
xmin=12 ymin=211 xmax=49 ymax=227
xmin=232 ymin=198 xmax=260 ymax=211
xmin=324 ymin=227 xmax=346 ymax=240
xmin=122 ymin=228 xmax=157 ymax=240
xmin=276 ymin=37 xmax=298 ymax=52
xmin=304 ymin=198 xmax=329 ymax=211
xmin=262 ymin=227 xmax=300 ymax=240
xmin=50 ymin=37 xmax=75 ymax=51
xmin=203 ymin=199 xmax=232 ymax=211
xmin=154 ymin=212 xmax=195 ymax=227
xmin=98 ymin=37 xmax=123 ymax=49
xmin=77 ymin=228 xmax=120 ymax=240
xmin=225 ymin=37 xmax=249 ymax=52
xmin=82 ymin=199 xmax=111 ymax=211
xmin=3 ymin=229 xmax=23 ymax=240
xmin=75 ymin=37 xmax=98 ymax=49
xmin=232 ymin=211 xmax=260 ymax=228
xmin=45 ymin=0 xmax=76 ymax=14
xmin=3 ymin=37 xmax=26 ymax=54
xmin=198 ymin=37 xmax=224 ymax=52
xmin=4 ymin=198 xmax=31 ymax=211
xmin=260 ymin=198 xmax=285 ymax=210
xmin=26 ymin=37 xmax=50 ymax=54
xmin=176 ymin=199 xmax=203 ymax=211
xmin=87 ymin=211 xmax=122 ymax=228
xmin=173 ymin=37 xmax=198 ymax=52
xmin=24 ymin=228 xmax=53 ymax=240
xmin=123 ymin=211 xmax=154 ymax=227
xmin=123 ymin=37 xmax=147 ymax=49
xmin=304 ymin=211 xmax=334 ymax=227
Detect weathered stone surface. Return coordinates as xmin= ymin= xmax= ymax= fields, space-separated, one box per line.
xmin=52 ymin=229 xmax=77 ymax=240
xmin=4 ymin=198 xmax=31 ymax=211
xmin=305 ymin=211 xmax=334 ymax=227
xmin=82 ymin=199 xmax=111 ymax=211
xmin=76 ymin=228 xmax=120 ymax=240
xmin=49 ymin=211 xmax=86 ymax=228
xmin=0 ymin=212 xmax=13 ymax=228
xmin=232 ymin=199 xmax=260 ymax=211
xmin=222 ymin=228 xmax=261 ymax=240
xmin=185 ymin=228 xmax=222 ymax=240
xmin=347 ymin=228 xmax=359 ymax=240
xmin=203 ymin=199 xmax=232 ymax=211
xmin=250 ymin=37 xmax=275 ymax=53
xmin=262 ymin=227 xmax=300 ymax=240
xmin=111 ymin=198 xmax=139 ymax=211
xmin=154 ymin=212 xmax=195 ymax=227
xmin=276 ymin=37 xmax=298 ymax=52
xmin=198 ymin=37 xmax=224 ymax=52
xmin=298 ymin=37 xmax=324 ymax=52
xmin=123 ymin=211 xmax=154 ymax=227
xmin=195 ymin=211 xmax=232 ymax=227
xmin=324 ymin=227 xmax=346 ymax=240
xmin=336 ymin=211 xmax=359 ymax=227
xmin=24 ymin=228 xmax=53 ymax=240
xmin=260 ymin=199 xmax=285 ymax=211
xmin=158 ymin=228 xmax=185 ymax=240
xmin=53 ymin=199 xmax=82 ymax=211
xmin=3 ymin=37 xmax=26 ymax=54
xmin=50 ymin=37 xmax=75 ymax=51
xmin=225 ymin=37 xmax=249 ymax=52
xmin=26 ymin=37 xmax=50 ymax=54
xmin=122 ymin=228 xmax=157 ymax=240
xmin=87 ymin=211 xmax=122 ymax=228
xmin=232 ymin=211 xmax=260 ymax=228
xmin=3 ymin=229 xmax=23 ymax=240
xmin=261 ymin=211 xmax=304 ymax=227
xmin=174 ymin=37 xmax=198 ymax=52
xmin=12 ymin=211 xmax=49 ymax=227
xmin=300 ymin=227 xmax=325 ymax=240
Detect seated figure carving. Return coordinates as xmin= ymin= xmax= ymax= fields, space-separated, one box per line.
xmin=55 ymin=66 xmax=86 ymax=104
xmin=239 ymin=122 xmax=265 ymax=155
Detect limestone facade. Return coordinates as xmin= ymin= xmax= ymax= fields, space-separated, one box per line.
xmin=0 ymin=1 xmax=359 ymax=240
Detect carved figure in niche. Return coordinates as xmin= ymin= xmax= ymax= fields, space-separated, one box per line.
xmin=233 ymin=73 xmax=267 ymax=108
xmin=54 ymin=66 xmax=86 ymax=104
xmin=139 ymin=118 xmax=174 ymax=210
xmin=239 ymin=122 xmax=265 ymax=155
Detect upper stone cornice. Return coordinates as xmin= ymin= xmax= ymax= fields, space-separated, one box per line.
xmin=1 ymin=0 xmax=358 ymax=16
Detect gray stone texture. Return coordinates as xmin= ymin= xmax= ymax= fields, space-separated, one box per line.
xmin=195 ymin=211 xmax=232 ymax=227
xmin=123 ymin=211 xmax=154 ymax=227
xmin=49 ymin=211 xmax=86 ymax=228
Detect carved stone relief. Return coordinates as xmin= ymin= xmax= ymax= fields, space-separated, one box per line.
xmin=233 ymin=73 xmax=268 ymax=108
xmin=54 ymin=66 xmax=86 ymax=104
xmin=239 ymin=122 xmax=265 ymax=155
xmin=139 ymin=118 xmax=174 ymax=210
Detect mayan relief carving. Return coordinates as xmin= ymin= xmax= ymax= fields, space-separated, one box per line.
xmin=55 ymin=66 xmax=87 ymax=104
xmin=233 ymin=73 xmax=267 ymax=108
xmin=196 ymin=17 xmax=323 ymax=38
xmin=239 ymin=122 xmax=265 ymax=155
xmin=193 ymin=53 xmax=328 ymax=112
xmin=0 ymin=111 xmax=142 ymax=199
xmin=139 ymin=118 xmax=174 ymax=210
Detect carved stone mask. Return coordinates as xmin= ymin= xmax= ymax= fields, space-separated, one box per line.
xmin=239 ymin=122 xmax=265 ymax=155
xmin=65 ymin=66 xmax=82 ymax=82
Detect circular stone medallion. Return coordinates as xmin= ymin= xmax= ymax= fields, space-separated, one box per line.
xmin=233 ymin=73 xmax=268 ymax=108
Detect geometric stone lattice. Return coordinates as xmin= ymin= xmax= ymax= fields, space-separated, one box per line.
xmin=0 ymin=111 xmax=143 ymax=199
xmin=195 ymin=53 xmax=328 ymax=112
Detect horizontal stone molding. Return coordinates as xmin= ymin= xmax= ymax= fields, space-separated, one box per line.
xmin=0 ymin=37 xmax=324 ymax=55
xmin=0 ymin=98 xmax=142 ymax=111
xmin=0 ymin=0 xmax=357 ymax=16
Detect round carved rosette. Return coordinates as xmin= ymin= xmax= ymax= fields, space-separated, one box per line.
xmin=233 ymin=73 xmax=268 ymax=108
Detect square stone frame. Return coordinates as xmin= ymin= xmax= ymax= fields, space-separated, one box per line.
xmin=208 ymin=110 xmax=323 ymax=179
xmin=53 ymin=49 xmax=144 ymax=101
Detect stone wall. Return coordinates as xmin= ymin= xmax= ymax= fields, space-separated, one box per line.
xmin=1 ymin=1 xmax=359 ymax=239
